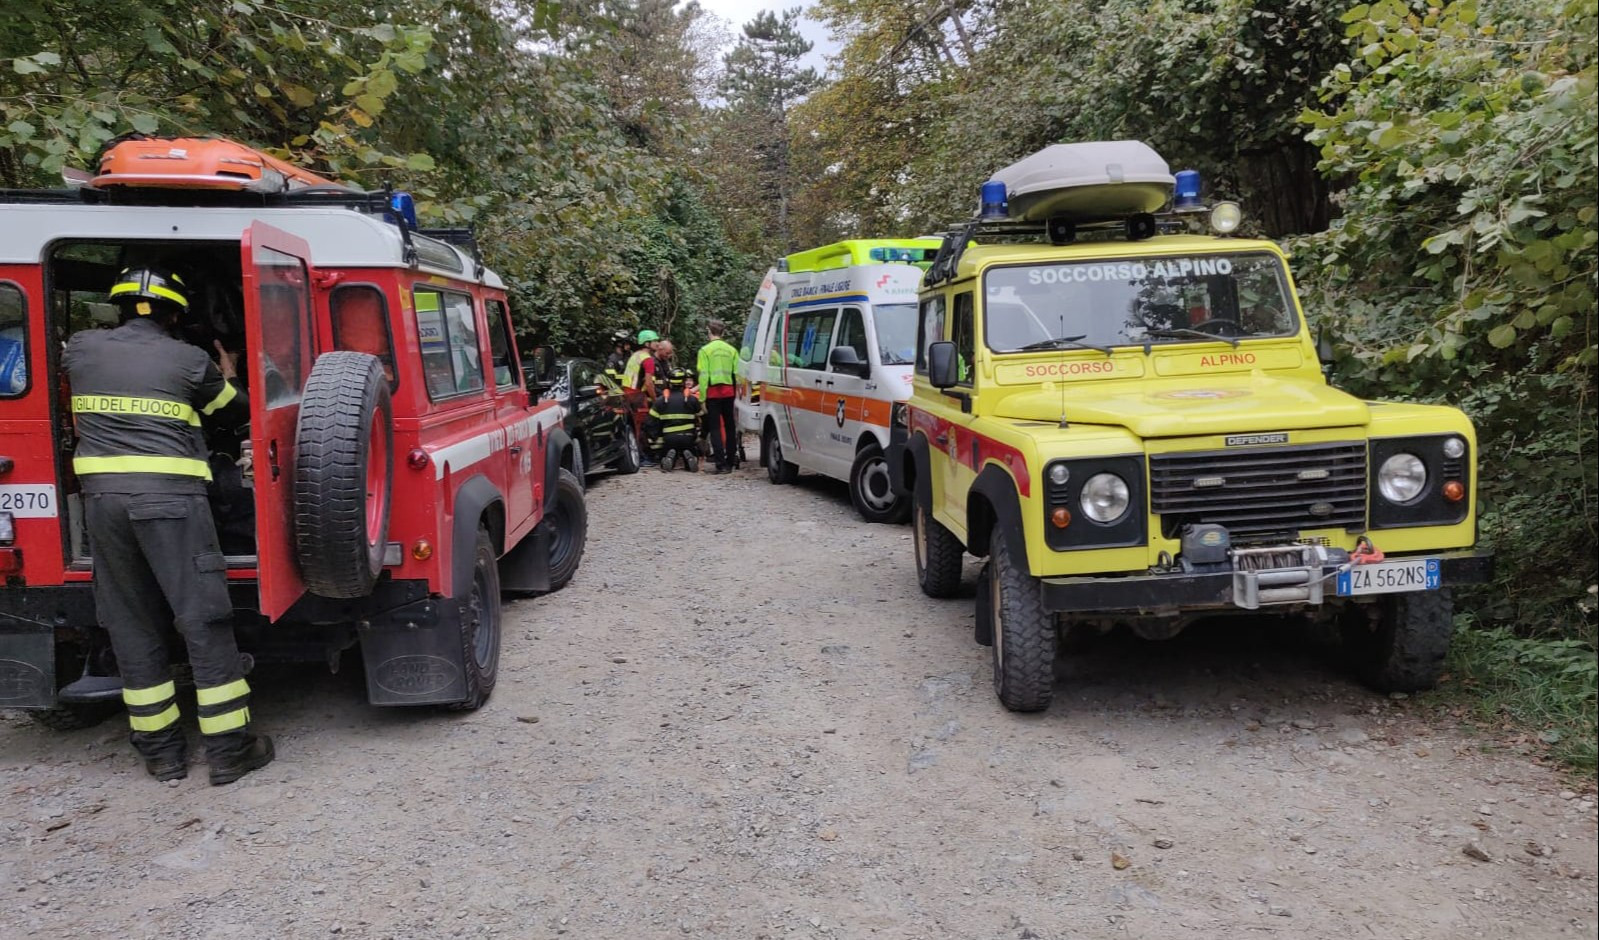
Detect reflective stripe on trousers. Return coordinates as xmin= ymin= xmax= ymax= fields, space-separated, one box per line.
xmin=123 ymin=680 xmax=180 ymax=732
xmin=196 ymin=677 xmax=251 ymax=735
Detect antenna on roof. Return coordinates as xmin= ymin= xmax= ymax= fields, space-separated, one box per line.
xmin=1057 ymin=313 xmax=1070 ymax=429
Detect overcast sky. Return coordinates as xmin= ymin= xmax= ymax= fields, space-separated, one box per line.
xmin=690 ymin=0 xmax=838 ymax=74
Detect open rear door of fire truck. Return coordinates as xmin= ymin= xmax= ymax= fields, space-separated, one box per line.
xmin=240 ymin=221 xmax=314 ymax=621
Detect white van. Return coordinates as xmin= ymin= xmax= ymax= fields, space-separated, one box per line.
xmin=735 ymin=239 xmax=939 ymax=522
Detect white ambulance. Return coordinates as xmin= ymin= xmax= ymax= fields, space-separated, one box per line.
xmin=735 ymin=239 xmax=938 ymax=522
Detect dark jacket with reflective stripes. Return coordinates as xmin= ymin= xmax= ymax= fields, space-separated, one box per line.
xmin=648 ymin=391 xmax=700 ymax=437
xmin=63 ymin=318 xmax=250 ymax=494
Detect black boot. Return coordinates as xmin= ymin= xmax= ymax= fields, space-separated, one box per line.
xmin=145 ymin=754 xmax=188 ymax=782
xmin=132 ymin=726 xmax=188 ymax=782
xmin=208 ymin=733 xmax=275 ymax=786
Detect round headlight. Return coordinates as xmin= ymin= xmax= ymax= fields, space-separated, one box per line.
xmin=1378 ymin=453 xmax=1428 ymax=503
xmin=1048 ymin=464 xmax=1070 ymax=487
xmin=1080 ymin=473 xmax=1130 ymax=523
xmin=1210 ymin=201 xmax=1242 ymax=235
xmin=1442 ymin=436 xmax=1466 ymax=459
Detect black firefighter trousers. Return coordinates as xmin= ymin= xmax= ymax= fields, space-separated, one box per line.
xmin=85 ymin=492 xmax=255 ymax=764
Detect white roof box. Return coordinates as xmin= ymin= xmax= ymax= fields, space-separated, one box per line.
xmin=991 ymin=141 xmax=1173 ymax=222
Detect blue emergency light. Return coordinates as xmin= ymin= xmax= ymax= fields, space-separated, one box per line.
xmin=979 ymin=180 xmax=1009 ymax=220
xmin=1173 ymin=170 xmax=1203 ymax=211
xmin=388 ymin=190 xmax=419 ymax=230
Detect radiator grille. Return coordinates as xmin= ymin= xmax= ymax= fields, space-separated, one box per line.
xmin=1150 ymin=442 xmax=1367 ymax=542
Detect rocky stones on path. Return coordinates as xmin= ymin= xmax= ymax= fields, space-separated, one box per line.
xmin=1111 ymin=852 xmax=1131 ymax=870
xmin=1153 ymin=838 xmax=1174 ymax=850
xmin=1462 ymin=842 xmax=1492 ymax=862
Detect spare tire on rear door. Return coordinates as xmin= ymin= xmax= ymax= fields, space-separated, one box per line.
xmin=294 ymin=351 xmax=393 ymax=598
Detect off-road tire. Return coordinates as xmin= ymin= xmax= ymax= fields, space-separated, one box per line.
xmin=1342 ymin=589 xmax=1454 ymax=693
xmin=448 ymin=526 xmax=501 ymax=711
xmin=988 ymin=529 xmax=1056 ymax=712
xmin=570 ymin=439 xmax=587 ymax=491
xmin=545 ymin=468 xmax=587 ymax=592
xmin=765 ymin=425 xmax=799 ymax=484
xmin=851 ymin=442 xmax=910 ymax=524
xmin=294 ymin=352 xmax=393 ymax=598
xmin=28 ymin=702 xmax=120 ymax=731
xmin=913 ymin=489 xmax=963 ymax=598
xmin=611 ymin=426 xmax=642 ymax=475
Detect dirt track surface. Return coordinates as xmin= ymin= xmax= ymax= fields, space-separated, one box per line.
xmin=4 ymin=458 xmax=1597 ymax=939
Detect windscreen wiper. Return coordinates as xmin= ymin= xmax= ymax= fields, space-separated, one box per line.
xmin=1142 ymin=327 xmax=1241 ymax=348
xmin=1013 ymin=334 xmax=1114 ymax=355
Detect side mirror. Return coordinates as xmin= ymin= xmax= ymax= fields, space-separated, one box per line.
xmin=1316 ymin=327 xmax=1335 ymax=366
xmin=828 ymin=345 xmax=869 ymax=377
xmin=927 ymin=341 xmax=959 ymax=389
xmin=524 ymin=345 xmax=558 ymax=388
xmin=576 ymin=384 xmax=602 ymax=400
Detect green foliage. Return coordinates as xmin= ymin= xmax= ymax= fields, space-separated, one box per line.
xmin=1446 ymin=620 xmax=1598 ymax=773
xmin=798 ymin=0 xmax=1352 ymax=239
xmin=0 ymin=0 xmax=752 ymax=362
xmin=713 ymin=7 xmax=821 ymax=255
xmin=0 ymin=0 xmax=438 ymax=182
xmin=1297 ymin=0 xmax=1598 ymax=638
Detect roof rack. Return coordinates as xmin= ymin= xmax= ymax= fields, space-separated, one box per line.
xmin=922 ymin=212 xmax=1194 ymax=288
xmin=0 ymin=183 xmax=487 ymax=277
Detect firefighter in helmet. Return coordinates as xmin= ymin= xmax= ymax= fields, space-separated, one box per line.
xmin=647 ymin=368 xmax=702 ymax=472
xmin=62 ymin=266 xmax=274 ymax=786
xmin=603 ymin=328 xmax=632 ymax=385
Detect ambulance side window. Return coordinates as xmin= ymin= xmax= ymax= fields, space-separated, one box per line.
xmin=414 ymin=286 xmax=485 ymax=401
xmin=952 ymin=292 xmax=975 ymax=386
xmin=485 ymin=299 xmax=520 ymax=389
xmin=792 ymin=308 xmax=838 ymax=370
xmin=915 ymin=294 xmax=946 ymax=375
xmin=766 ymin=303 xmax=788 ymax=368
xmin=330 ymin=285 xmax=397 ymax=390
xmin=0 ymin=283 xmax=26 ymax=398
xmin=739 ymin=302 xmax=761 ymax=361
xmin=833 ymin=308 xmax=869 ymax=368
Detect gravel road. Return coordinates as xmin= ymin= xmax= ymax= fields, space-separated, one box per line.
xmin=4 ymin=456 xmax=1596 ymax=940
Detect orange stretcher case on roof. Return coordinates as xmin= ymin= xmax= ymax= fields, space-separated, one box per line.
xmin=91 ymin=136 xmax=352 ymax=194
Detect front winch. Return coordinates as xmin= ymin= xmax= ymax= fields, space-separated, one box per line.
xmin=1230 ymin=543 xmax=1349 ymax=610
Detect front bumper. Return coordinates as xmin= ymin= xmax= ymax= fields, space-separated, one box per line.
xmin=1040 ymin=550 xmax=1493 ymax=615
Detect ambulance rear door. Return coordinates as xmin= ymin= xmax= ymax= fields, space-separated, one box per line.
xmin=240 ymin=221 xmax=315 ymax=621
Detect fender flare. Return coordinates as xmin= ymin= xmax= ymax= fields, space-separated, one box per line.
xmin=895 ymin=430 xmax=933 ymax=504
xmin=968 ymin=463 xmax=1028 ymax=568
xmin=542 ymin=426 xmax=575 ymax=515
xmin=451 ymin=474 xmax=504 ymax=596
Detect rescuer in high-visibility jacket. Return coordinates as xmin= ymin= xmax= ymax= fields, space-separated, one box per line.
xmin=622 ymin=328 xmax=661 ymax=400
xmin=62 ymin=266 xmax=274 ymax=786
xmin=645 ymin=369 xmax=701 ymax=472
xmin=695 ymin=318 xmax=740 ymax=475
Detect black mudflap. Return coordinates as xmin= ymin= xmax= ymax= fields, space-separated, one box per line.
xmin=498 ymin=522 xmax=552 ymax=594
xmin=356 ymin=596 xmax=469 ymax=706
xmin=0 ymin=630 xmax=56 ymax=709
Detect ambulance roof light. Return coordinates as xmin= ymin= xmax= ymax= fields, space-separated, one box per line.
xmin=979 ymin=180 xmax=1009 ymax=220
xmin=1172 ymin=170 xmax=1203 ymax=212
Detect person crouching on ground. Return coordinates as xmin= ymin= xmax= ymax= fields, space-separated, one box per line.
xmin=649 ymin=369 xmax=701 ymax=472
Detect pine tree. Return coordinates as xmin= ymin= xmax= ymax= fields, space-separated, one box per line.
xmin=717 ymin=8 xmax=820 ymax=252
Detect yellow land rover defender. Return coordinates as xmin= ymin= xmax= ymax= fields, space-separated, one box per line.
xmin=890 ymin=142 xmax=1492 ymax=712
